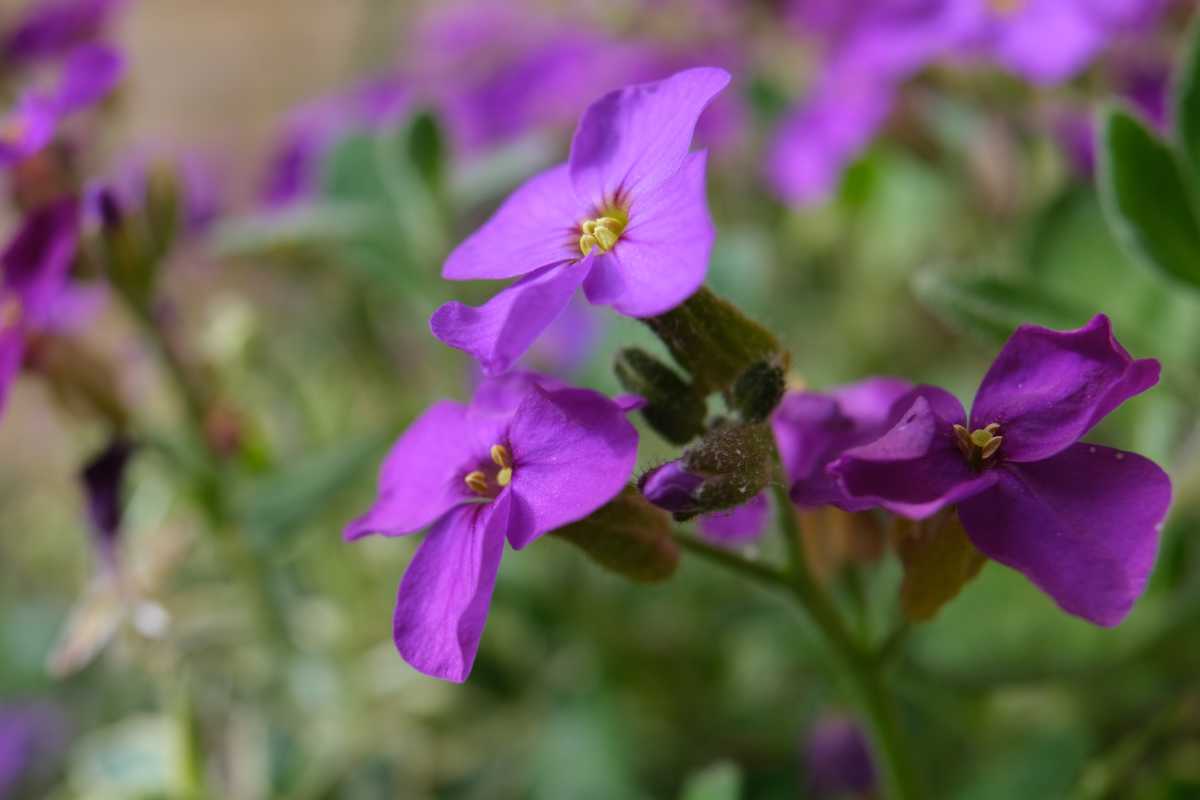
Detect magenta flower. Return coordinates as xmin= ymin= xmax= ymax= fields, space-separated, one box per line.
xmin=345 ymin=376 xmax=638 ymax=681
xmin=832 ymin=315 xmax=1171 ymax=625
xmin=0 ymin=197 xmax=80 ymax=419
xmin=774 ymin=377 xmax=914 ymax=511
xmin=698 ymin=494 xmax=770 ymax=547
xmin=0 ymin=93 xmax=58 ymax=166
xmin=430 ymin=67 xmax=730 ymax=376
xmin=261 ymin=74 xmax=410 ymax=208
xmin=803 ymin=714 xmax=877 ymax=798
xmin=2 ymin=0 xmax=123 ymax=64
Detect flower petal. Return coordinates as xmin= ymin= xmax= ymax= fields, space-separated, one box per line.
xmin=568 ymin=67 xmax=730 ymax=207
xmin=506 ymin=385 xmax=639 ymax=549
xmin=393 ymin=493 xmax=510 ymax=682
xmin=699 ymin=493 xmax=770 ymax=546
xmin=442 ymin=163 xmax=583 ymax=281
xmin=957 ymin=443 xmax=1170 ymax=626
xmin=581 ymin=151 xmax=713 ymax=317
xmin=54 ymin=44 xmax=124 ymax=115
xmin=343 ymin=400 xmax=477 ymax=540
xmin=969 ymin=315 xmax=1160 ymax=463
xmin=430 ymin=259 xmax=592 ymax=377
xmin=832 ymin=393 xmax=996 ymax=519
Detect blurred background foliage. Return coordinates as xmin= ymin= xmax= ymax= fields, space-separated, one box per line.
xmin=3 ymin=0 xmax=1200 ymax=798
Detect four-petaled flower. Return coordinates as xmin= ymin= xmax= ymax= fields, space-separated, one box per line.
xmin=430 ymin=67 xmax=730 ymax=376
xmin=832 ymin=315 xmax=1171 ymax=625
xmin=345 ymin=373 xmax=638 ymax=681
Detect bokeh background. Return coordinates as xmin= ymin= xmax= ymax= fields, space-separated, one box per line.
xmin=3 ymin=0 xmax=1200 ymax=797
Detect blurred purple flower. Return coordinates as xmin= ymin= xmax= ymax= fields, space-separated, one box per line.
xmin=345 ymin=375 xmax=638 ymax=682
xmin=431 ymin=67 xmax=730 ymax=375
xmin=804 ymin=715 xmax=877 ymax=797
xmin=80 ymin=436 xmax=134 ymax=572
xmin=774 ymin=377 xmax=914 ymax=511
xmin=261 ymin=74 xmax=410 ymax=208
xmin=698 ymin=493 xmax=770 ymax=546
xmin=1057 ymin=64 xmax=1169 ymax=174
xmin=2 ymin=0 xmax=124 ymax=64
xmin=104 ymin=148 xmax=224 ymax=236
xmin=520 ymin=295 xmax=603 ymax=377
xmin=0 ymin=703 xmax=68 ymax=798
xmin=833 ymin=315 xmax=1171 ymax=625
xmin=0 ymin=197 xmax=80 ymax=419
xmin=0 ymin=93 xmax=58 ymax=167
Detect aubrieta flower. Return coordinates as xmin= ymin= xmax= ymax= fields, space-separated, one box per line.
xmin=803 ymin=714 xmax=877 ymax=798
xmin=81 ymin=436 xmax=134 ymax=573
xmin=0 ymin=43 xmax=124 ymax=169
xmin=2 ymin=0 xmax=124 ymax=64
xmin=0 ymin=197 xmax=80 ymax=419
xmin=832 ymin=315 xmax=1171 ymax=625
xmin=430 ymin=67 xmax=731 ymax=376
xmin=0 ymin=702 xmax=67 ymax=798
xmin=345 ymin=374 xmax=638 ymax=681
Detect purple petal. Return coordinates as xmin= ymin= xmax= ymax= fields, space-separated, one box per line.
xmin=53 ymin=45 xmax=124 ymax=115
xmin=393 ymin=493 xmax=510 ymax=682
xmin=640 ymin=460 xmax=705 ymax=516
xmin=80 ymin=437 xmax=134 ymax=570
xmin=506 ymin=385 xmax=639 ymax=549
xmin=521 ymin=292 xmax=603 ymax=376
xmin=699 ymin=493 xmax=770 ymax=546
xmin=832 ymin=393 xmax=997 ymax=519
xmin=2 ymin=0 xmax=124 ymax=63
xmin=0 ymin=94 xmax=59 ymax=167
xmin=430 ymin=259 xmax=592 ymax=377
xmin=581 ymin=151 xmax=713 ymax=316
xmin=343 ymin=400 xmax=477 ymax=540
xmin=442 ymin=163 xmax=583 ymax=281
xmin=2 ymin=198 xmax=80 ymax=326
xmin=766 ymin=76 xmax=893 ymax=206
xmin=804 ymin=715 xmax=878 ymax=797
xmin=568 ymin=67 xmax=730 ymax=208
xmin=958 ymin=443 xmax=1170 ymax=626
xmin=969 ymin=315 xmax=1160 ymax=463
xmin=982 ymin=0 xmax=1105 ymax=84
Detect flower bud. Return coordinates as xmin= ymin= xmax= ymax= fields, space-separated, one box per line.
xmin=551 ymin=486 xmax=679 ymax=582
xmin=144 ymin=160 xmax=181 ymax=261
xmin=641 ymin=422 xmax=774 ymax=521
xmin=642 ymin=287 xmax=787 ymax=395
xmin=613 ymin=347 xmax=707 ymax=444
xmin=639 ymin=461 xmax=705 ymax=516
xmin=94 ymin=187 xmax=154 ymax=307
xmin=731 ymin=358 xmax=787 ymax=422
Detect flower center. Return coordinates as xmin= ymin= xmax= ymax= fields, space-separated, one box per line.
xmin=987 ymin=0 xmax=1026 ymax=16
xmin=954 ymin=423 xmax=1003 ymax=470
xmin=0 ymin=296 xmax=23 ymax=331
xmin=463 ymin=443 xmax=513 ymax=497
xmin=578 ymin=209 xmax=628 ymax=257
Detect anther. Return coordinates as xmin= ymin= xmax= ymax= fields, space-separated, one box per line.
xmin=490 ymin=444 xmax=511 ymax=469
xmin=464 ymin=470 xmax=489 ymax=496
xmin=497 ymin=467 xmax=512 ymax=487
xmin=577 ymin=212 xmax=627 ymax=256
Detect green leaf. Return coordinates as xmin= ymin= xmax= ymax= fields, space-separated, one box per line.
xmin=679 ymin=761 xmax=743 ymax=800
xmin=407 ymin=111 xmax=445 ymax=189
xmin=1098 ymin=107 xmax=1200 ymax=290
xmin=912 ymin=270 xmax=1090 ymax=345
xmin=1173 ymin=13 xmax=1200 ymax=189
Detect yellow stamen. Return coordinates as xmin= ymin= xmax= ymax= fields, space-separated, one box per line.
xmin=490 ymin=444 xmax=511 ymax=469
xmin=987 ymin=0 xmax=1026 ymax=16
xmin=497 ymin=467 xmax=512 ymax=487
xmin=577 ymin=210 xmax=628 ymax=256
xmin=464 ymin=470 xmax=489 ymax=496
xmin=954 ymin=422 xmax=1003 ymax=466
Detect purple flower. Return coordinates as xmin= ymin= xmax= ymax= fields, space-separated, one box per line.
xmin=104 ymin=148 xmax=224 ymax=237
xmin=0 ymin=197 xmax=80 ymax=419
xmin=2 ymin=0 xmax=124 ymax=64
xmin=976 ymin=0 xmax=1166 ymax=85
xmin=803 ymin=715 xmax=877 ymax=797
xmin=261 ymin=74 xmax=410 ymax=208
xmin=0 ymin=93 xmax=58 ymax=167
xmin=520 ymin=295 xmax=603 ymax=377
xmin=640 ymin=460 xmax=706 ymax=516
xmin=698 ymin=493 xmax=770 ymax=546
xmin=0 ymin=703 xmax=67 ymax=798
xmin=345 ymin=375 xmax=638 ymax=681
xmin=832 ymin=315 xmax=1171 ymax=625
xmin=80 ymin=436 xmax=133 ymax=572
xmin=431 ymin=67 xmax=730 ymax=376
xmin=774 ymin=377 xmax=914 ymax=511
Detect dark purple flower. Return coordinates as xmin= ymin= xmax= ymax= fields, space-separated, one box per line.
xmin=345 ymin=375 xmax=638 ymax=681
xmin=261 ymin=74 xmax=410 ymax=208
xmin=0 ymin=197 xmax=80 ymax=419
xmin=431 ymin=67 xmax=730 ymax=376
xmin=698 ymin=493 xmax=770 ymax=546
xmin=803 ymin=715 xmax=877 ymax=797
xmin=2 ymin=0 xmax=124 ymax=64
xmin=774 ymin=377 xmax=914 ymax=511
xmin=832 ymin=315 xmax=1171 ymax=625
xmin=80 ymin=436 xmax=133 ymax=571
xmin=640 ymin=460 xmax=706 ymax=516
xmin=0 ymin=703 xmax=68 ymax=798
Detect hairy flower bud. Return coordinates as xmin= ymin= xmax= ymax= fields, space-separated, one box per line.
xmin=642 ymin=287 xmax=787 ymax=395
xmin=550 ymin=486 xmax=679 ymax=582
xmin=731 ymin=358 xmax=787 ymax=422
xmin=614 ymin=347 xmax=707 ymax=444
xmin=641 ymin=422 xmax=774 ymax=521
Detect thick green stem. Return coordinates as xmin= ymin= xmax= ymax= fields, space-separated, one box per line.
xmin=771 ymin=483 xmax=921 ymax=800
